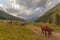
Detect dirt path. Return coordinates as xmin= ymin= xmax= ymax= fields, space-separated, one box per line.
xmin=27 ymin=25 xmax=60 ymax=40
xmin=52 ymin=32 xmax=60 ymax=40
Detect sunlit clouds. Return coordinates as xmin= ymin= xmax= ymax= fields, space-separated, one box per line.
xmin=0 ymin=4 xmax=3 ymax=7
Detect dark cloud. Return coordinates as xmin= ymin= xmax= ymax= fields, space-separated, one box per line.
xmin=37 ymin=0 xmax=47 ymax=7
xmin=3 ymin=0 xmax=60 ymax=22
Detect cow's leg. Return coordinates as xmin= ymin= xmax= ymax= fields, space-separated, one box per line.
xmin=42 ymin=29 xmax=44 ymax=34
xmin=45 ymin=31 xmax=47 ymax=37
xmin=48 ymin=32 xmax=52 ymax=38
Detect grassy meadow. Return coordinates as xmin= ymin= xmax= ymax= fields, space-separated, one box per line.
xmin=0 ymin=20 xmax=60 ymax=40
xmin=0 ymin=20 xmax=33 ymax=40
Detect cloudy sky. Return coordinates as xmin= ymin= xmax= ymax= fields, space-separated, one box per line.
xmin=0 ymin=0 xmax=60 ymax=22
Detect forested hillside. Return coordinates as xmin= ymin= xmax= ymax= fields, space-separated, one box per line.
xmin=0 ymin=10 xmax=25 ymax=21
xmin=36 ymin=3 xmax=60 ymax=26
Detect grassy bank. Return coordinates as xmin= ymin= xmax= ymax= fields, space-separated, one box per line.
xmin=0 ymin=21 xmax=32 ymax=40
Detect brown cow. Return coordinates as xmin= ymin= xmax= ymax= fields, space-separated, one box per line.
xmin=40 ymin=22 xmax=54 ymax=37
xmin=3 ymin=20 xmax=18 ymax=24
xmin=47 ymin=28 xmax=54 ymax=37
xmin=21 ymin=23 xmax=26 ymax=26
xmin=3 ymin=20 xmax=12 ymax=24
xmin=40 ymin=22 xmax=48 ymax=37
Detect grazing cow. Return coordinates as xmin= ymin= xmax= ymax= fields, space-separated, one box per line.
xmin=10 ymin=21 xmax=17 ymax=24
xmin=21 ymin=23 xmax=25 ymax=26
xmin=3 ymin=20 xmax=18 ymax=24
xmin=3 ymin=20 xmax=12 ymax=24
xmin=40 ymin=22 xmax=48 ymax=37
xmin=47 ymin=28 xmax=54 ymax=37
xmin=9 ymin=20 xmax=13 ymax=24
xmin=40 ymin=22 xmax=54 ymax=37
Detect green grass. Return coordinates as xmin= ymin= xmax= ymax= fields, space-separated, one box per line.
xmin=0 ymin=20 xmax=60 ymax=40
xmin=48 ymin=24 xmax=60 ymax=33
xmin=0 ymin=21 xmax=32 ymax=40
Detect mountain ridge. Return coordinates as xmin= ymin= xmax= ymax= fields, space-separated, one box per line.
xmin=0 ymin=10 xmax=26 ymax=21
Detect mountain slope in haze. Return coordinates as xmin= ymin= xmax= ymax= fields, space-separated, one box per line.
xmin=0 ymin=10 xmax=26 ymax=21
xmin=36 ymin=3 xmax=60 ymax=26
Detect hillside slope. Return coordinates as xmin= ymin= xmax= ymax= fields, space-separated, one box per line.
xmin=36 ymin=3 xmax=60 ymax=26
xmin=0 ymin=10 xmax=25 ymax=21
